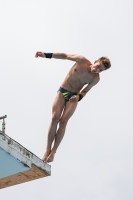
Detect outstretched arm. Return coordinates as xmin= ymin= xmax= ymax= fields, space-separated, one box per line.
xmin=52 ymin=53 xmax=87 ymax=63
xmin=35 ymin=52 xmax=87 ymax=63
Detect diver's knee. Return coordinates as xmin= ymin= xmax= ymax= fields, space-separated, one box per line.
xmin=51 ymin=113 xmax=60 ymax=123
xmin=59 ymin=117 xmax=68 ymax=126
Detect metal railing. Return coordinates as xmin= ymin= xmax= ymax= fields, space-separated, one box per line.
xmin=0 ymin=115 xmax=7 ymax=134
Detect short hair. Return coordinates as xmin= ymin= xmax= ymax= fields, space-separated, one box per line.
xmin=97 ymin=57 xmax=111 ymax=70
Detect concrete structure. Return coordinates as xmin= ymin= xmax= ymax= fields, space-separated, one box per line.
xmin=0 ymin=131 xmax=51 ymax=189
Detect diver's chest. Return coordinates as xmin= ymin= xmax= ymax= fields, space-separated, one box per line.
xmin=75 ymin=71 xmax=94 ymax=84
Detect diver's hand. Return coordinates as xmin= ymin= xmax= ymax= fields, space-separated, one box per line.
xmin=35 ymin=52 xmax=45 ymax=58
xmin=69 ymin=95 xmax=79 ymax=102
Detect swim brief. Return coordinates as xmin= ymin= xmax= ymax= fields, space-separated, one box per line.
xmin=58 ymin=87 xmax=79 ymax=102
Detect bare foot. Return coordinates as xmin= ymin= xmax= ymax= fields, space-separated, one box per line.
xmin=42 ymin=150 xmax=51 ymax=163
xmin=46 ymin=151 xmax=56 ymax=163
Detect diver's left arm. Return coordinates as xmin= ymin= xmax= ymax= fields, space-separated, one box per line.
xmin=69 ymin=75 xmax=100 ymax=102
xmin=79 ymin=75 xmax=100 ymax=100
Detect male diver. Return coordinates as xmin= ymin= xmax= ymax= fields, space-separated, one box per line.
xmin=35 ymin=52 xmax=111 ymax=162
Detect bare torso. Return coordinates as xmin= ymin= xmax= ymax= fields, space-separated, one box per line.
xmin=61 ymin=60 xmax=98 ymax=92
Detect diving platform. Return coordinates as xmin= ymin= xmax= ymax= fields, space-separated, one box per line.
xmin=0 ymin=130 xmax=51 ymax=189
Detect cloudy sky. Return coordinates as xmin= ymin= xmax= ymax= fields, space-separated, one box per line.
xmin=0 ymin=0 xmax=133 ymax=199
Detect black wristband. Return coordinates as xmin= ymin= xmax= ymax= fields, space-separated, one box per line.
xmin=78 ymin=94 xmax=83 ymax=101
xmin=44 ymin=53 xmax=53 ymax=59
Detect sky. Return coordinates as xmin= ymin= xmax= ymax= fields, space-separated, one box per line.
xmin=0 ymin=0 xmax=133 ymax=199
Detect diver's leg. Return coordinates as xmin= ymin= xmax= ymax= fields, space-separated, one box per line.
xmin=47 ymin=100 xmax=78 ymax=162
xmin=42 ymin=91 xmax=65 ymax=162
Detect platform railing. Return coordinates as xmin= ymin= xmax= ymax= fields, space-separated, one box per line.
xmin=0 ymin=115 xmax=7 ymax=134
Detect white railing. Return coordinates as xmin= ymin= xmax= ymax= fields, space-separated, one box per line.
xmin=0 ymin=115 xmax=7 ymax=134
